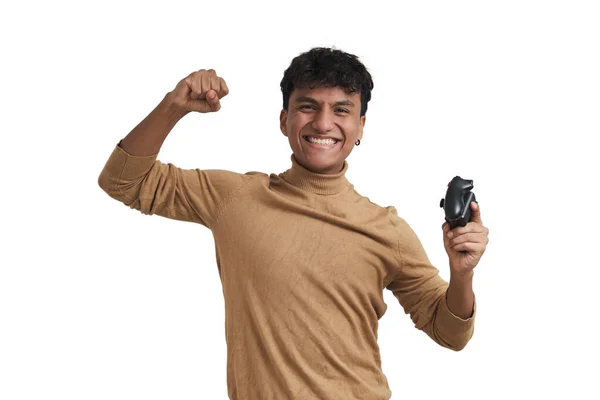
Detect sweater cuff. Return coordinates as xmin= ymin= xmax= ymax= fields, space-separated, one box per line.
xmin=104 ymin=140 xmax=159 ymax=180
xmin=437 ymin=290 xmax=476 ymax=333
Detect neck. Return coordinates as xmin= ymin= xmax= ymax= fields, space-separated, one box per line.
xmin=279 ymin=154 xmax=352 ymax=195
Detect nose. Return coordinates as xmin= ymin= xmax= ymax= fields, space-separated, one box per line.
xmin=311 ymin=109 xmax=335 ymax=133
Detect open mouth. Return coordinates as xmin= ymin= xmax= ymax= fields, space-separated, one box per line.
xmin=303 ymin=136 xmax=340 ymax=146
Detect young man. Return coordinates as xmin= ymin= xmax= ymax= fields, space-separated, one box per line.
xmin=98 ymin=47 xmax=489 ymax=400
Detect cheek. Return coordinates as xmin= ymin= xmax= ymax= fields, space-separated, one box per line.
xmin=341 ymin=121 xmax=360 ymax=136
xmin=290 ymin=116 xmax=310 ymax=134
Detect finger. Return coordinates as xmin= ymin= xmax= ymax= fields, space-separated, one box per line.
xmin=187 ymin=98 xmax=211 ymax=113
xmin=449 ymin=232 xmax=487 ymax=247
xmin=200 ymin=71 xmax=211 ymax=99
xmin=218 ymin=77 xmax=229 ymax=98
xmin=451 ymin=241 xmax=486 ymax=254
xmin=442 ymin=223 xmax=451 ymax=244
xmin=210 ymin=73 xmax=221 ymax=95
xmin=187 ymin=72 xmax=206 ymax=100
xmin=208 ymin=72 xmax=226 ymax=98
xmin=450 ymin=221 xmax=488 ymax=237
xmin=442 ymin=223 xmax=452 ymax=248
xmin=470 ymin=201 xmax=482 ymax=224
xmin=442 ymin=222 xmax=450 ymax=233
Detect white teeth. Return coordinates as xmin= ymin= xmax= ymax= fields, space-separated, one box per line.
xmin=306 ymin=137 xmax=337 ymax=145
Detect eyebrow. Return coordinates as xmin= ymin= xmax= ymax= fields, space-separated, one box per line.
xmin=294 ymin=96 xmax=356 ymax=107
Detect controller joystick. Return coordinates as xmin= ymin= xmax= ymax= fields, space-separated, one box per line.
xmin=440 ymin=176 xmax=478 ymax=229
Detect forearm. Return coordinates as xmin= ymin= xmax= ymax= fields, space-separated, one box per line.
xmin=446 ymin=270 xmax=475 ymax=319
xmin=120 ymin=92 xmax=188 ymax=156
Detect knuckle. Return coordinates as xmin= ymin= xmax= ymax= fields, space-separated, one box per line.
xmin=191 ymin=72 xmax=202 ymax=82
xmin=195 ymin=70 xmax=207 ymax=80
xmin=192 ymin=70 xmax=204 ymax=81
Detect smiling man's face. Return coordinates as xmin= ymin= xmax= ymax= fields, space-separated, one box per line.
xmin=280 ymin=86 xmax=366 ymax=174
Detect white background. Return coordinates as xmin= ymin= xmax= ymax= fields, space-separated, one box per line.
xmin=1 ymin=1 xmax=599 ymax=399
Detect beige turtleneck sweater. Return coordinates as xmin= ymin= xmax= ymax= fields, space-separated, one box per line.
xmin=98 ymin=141 xmax=475 ymax=400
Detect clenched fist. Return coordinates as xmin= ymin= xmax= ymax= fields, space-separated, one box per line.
xmin=170 ymin=69 xmax=229 ymax=114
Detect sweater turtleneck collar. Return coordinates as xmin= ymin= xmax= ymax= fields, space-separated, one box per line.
xmin=279 ymin=154 xmax=352 ymax=195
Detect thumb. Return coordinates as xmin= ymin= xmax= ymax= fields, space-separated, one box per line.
xmin=442 ymin=221 xmax=450 ymax=233
xmin=187 ymin=90 xmax=221 ymax=113
xmin=441 ymin=222 xmax=451 ymax=247
xmin=205 ymin=89 xmax=221 ymax=111
xmin=470 ymin=201 xmax=482 ymax=224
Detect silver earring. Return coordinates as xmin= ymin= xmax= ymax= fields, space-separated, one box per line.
xmin=355 ymin=139 xmax=361 ymax=146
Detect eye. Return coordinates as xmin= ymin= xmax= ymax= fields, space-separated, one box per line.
xmin=299 ymin=104 xmax=315 ymax=110
xmin=335 ymin=108 xmax=350 ymax=114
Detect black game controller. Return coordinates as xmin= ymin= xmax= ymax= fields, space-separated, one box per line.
xmin=440 ymin=176 xmax=478 ymax=229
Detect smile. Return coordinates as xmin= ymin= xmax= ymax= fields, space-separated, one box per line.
xmin=303 ymin=136 xmax=340 ymax=147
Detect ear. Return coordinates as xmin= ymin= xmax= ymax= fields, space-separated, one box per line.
xmin=358 ymin=115 xmax=366 ymax=141
xmin=279 ymin=109 xmax=288 ymax=136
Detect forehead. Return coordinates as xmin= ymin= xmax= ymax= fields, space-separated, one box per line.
xmin=290 ymin=86 xmax=360 ymax=103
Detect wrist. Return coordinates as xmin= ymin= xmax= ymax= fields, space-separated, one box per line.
xmin=162 ymin=91 xmax=190 ymax=120
xmin=450 ymin=269 xmax=474 ymax=284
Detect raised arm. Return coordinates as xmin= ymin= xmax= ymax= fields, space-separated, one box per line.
xmin=119 ymin=69 xmax=228 ymax=156
xmin=98 ymin=70 xmax=251 ymax=229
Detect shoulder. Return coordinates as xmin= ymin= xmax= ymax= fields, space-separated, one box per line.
xmin=385 ymin=205 xmax=419 ymax=239
xmin=243 ymin=170 xmax=270 ymax=185
xmin=244 ymin=170 xmax=269 ymax=177
xmin=349 ymin=187 xmax=403 ymax=218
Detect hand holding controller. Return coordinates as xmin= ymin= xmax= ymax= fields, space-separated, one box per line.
xmin=440 ymin=176 xmax=478 ymax=229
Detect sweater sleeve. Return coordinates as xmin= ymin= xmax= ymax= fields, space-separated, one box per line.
xmin=97 ymin=140 xmax=252 ymax=229
xmin=385 ymin=207 xmax=475 ymax=351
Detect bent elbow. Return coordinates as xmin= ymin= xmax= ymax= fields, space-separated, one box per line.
xmin=98 ymin=170 xmax=111 ymax=194
xmin=97 ymin=168 xmax=138 ymax=205
xmin=97 ymin=169 xmax=123 ymax=200
xmin=447 ymin=338 xmax=470 ymax=352
xmin=444 ymin=328 xmax=474 ymax=352
xmin=422 ymin=318 xmax=475 ymax=352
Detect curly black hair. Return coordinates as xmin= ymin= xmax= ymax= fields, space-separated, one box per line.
xmin=280 ymin=47 xmax=374 ymax=117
